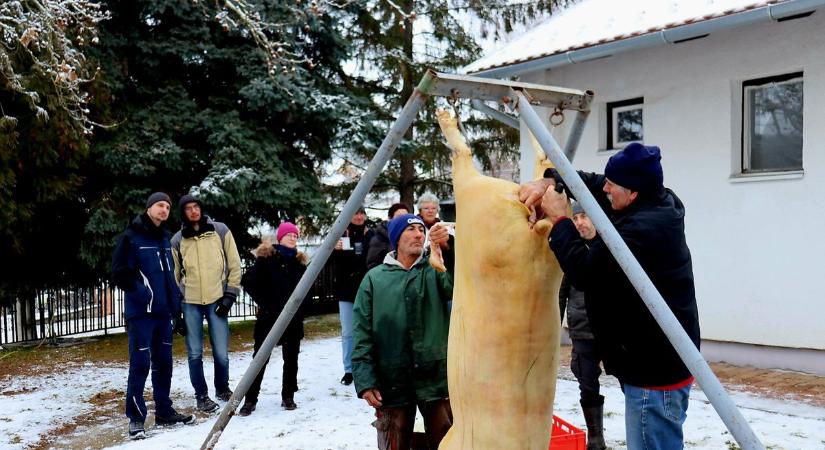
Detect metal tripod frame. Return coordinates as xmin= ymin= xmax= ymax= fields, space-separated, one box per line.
xmin=200 ymin=70 xmax=763 ymax=450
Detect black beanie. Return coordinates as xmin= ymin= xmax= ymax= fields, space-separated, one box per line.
xmin=146 ymin=192 xmax=172 ymax=209
xmin=179 ymin=194 xmax=201 ymax=216
xmin=604 ymin=143 xmax=664 ymax=193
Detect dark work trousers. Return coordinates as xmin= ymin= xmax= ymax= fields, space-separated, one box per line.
xmin=571 ymin=338 xmax=604 ymax=407
xmin=125 ymin=315 xmax=174 ymax=421
xmin=245 ymin=316 xmax=301 ymax=403
xmin=373 ymin=398 xmax=453 ymax=450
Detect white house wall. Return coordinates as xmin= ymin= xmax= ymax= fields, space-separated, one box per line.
xmin=518 ymin=12 xmax=825 ymax=351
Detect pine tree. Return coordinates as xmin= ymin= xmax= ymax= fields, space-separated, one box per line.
xmin=80 ymin=0 xmax=358 ymax=271
xmin=337 ymin=0 xmax=570 ymax=207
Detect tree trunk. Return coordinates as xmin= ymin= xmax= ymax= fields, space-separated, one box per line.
xmin=398 ymin=0 xmax=416 ymax=208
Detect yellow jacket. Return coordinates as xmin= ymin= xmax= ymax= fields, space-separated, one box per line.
xmin=171 ymin=218 xmax=242 ymax=305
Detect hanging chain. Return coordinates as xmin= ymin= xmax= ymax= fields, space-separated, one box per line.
xmin=447 ymin=89 xmax=467 ymax=135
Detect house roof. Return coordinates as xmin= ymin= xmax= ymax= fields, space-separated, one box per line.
xmin=464 ymin=0 xmax=811 ymax=75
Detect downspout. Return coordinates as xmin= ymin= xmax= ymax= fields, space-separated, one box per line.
xmin=470 ymin=0 xmax=825 ymax=78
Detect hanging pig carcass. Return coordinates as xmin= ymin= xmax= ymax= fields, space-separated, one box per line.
xmin=435 ymin=109 xmax=563 ymax=450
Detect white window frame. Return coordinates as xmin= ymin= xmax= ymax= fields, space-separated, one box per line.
xmin=741 ymin=73 xmax=803 ymax=174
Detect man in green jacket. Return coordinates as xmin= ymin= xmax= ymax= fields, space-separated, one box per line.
xmin=352 ymin=214 xmax=454 ymax=450
xmin=171 ymin=194 xmax=242 ymax=413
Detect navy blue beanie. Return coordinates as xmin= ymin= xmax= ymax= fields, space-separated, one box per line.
xmin=604 ymin=143 xmax=664 ymax=193
xmin=388 ymin=214 xmax=425 ymax=250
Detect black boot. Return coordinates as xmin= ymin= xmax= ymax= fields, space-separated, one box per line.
xmin=239 ymin=400 xmax=256 ymax=416
xmin=281 ymin=395 xmax=297 ymax=410
xmin=155 ymin=409 xmax=196 ymax=426
xmin=582 ymin=404 xmax=607 ymax=450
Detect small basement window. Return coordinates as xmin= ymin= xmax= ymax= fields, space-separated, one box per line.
xmin=742 ymin=73 xmax=803 ymax=173
xmin=606 ymin=98 xmax=643 ymax=150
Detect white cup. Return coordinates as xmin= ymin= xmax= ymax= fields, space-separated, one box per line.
xmin=340 ymin=237 xmax=351 ymax=250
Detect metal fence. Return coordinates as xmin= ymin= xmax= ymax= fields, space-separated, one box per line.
xmin=0 ymin=262 xmax=339 ymax=346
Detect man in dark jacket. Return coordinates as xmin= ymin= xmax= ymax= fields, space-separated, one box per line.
xmin=520 ymin=143 xmax=700 ymax=450
xmin=558 ymin=201 xmax=606 ymax=450
xmin=332 ymin=206 xmax=373 ymax=386
xmin=352 ymin=214 xmax=454 ymax=450
xmin=366 ymin=202 xmax=410 ymax=269
xmin=111 ymin=192 xmax=194 ymax=439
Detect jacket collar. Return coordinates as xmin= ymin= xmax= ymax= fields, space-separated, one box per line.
xmin=382 ymin=250 xmax=426 ymax=270
xmin=181 ymin=216 xmax=216 ymax=238
xmin=131 ymin=213 xmax=167 ymax=240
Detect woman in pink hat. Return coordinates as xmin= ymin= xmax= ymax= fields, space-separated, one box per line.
xmin=239 ymin=222 xmax=308 ymax=415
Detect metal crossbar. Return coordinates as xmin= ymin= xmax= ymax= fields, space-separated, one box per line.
xmin=200 ymin=70 xmax=763 ymax=450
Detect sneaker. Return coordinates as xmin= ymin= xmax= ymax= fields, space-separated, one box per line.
xmin=196 ymin=395 xmax=219 ymax=413
xmin=281 ymin=397 xmax=297 ymax=411
xmin=128 ymin=420 xmax=145 ymax=440
xmin=216 ymin=389 xmax=233 ymax=402
xmin=238 ymin=400 xmax=256 ymax=417
xmin=340 ymin=373 xmax=353 ymax=386
xmin=155 ymin=409 xmax=196 ymax=426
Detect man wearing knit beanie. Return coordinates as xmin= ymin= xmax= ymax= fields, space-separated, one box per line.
xmin=351 ymin=212 xmax=454 ymax=449
xmin=519 ymin=143 xmax=700 ymax=450
xmin=111 ymin=191 xmax=193 ymax=438
xmin=171 ymin=194 xmax=242 ymax=413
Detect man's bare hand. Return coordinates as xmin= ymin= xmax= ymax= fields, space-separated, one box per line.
xmin=518 ymin=178 xmax=555 ymax=209
xmin=334 ymin=239 xmax=343 ymax=250
xmin=363 ymin=388 xmax=383 ymax=408
xmin=541 ymin=187 xmax=570 ymax=223
xmin=429 ymin=223 xmax=451 ymax=248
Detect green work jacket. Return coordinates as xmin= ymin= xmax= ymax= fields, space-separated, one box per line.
xmin=352 ymin=251 xmax=453 ymax=407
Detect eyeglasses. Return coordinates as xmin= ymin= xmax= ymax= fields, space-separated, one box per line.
xmin=184 ymin=205 xmax=201 ymax=212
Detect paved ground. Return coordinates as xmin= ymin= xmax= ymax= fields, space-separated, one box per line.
xmin=558 ymin=344 xmax=825 ymax=408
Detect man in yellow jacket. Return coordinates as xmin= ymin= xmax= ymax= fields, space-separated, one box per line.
xmin=171 ymin=194 xmax=242 ymax=412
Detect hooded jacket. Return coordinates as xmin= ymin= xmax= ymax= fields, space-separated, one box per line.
xmin=171 ymin=217 xmax=242 ymax=305
xmin=351 ymin=249 xmax=454 ymax=407
xmin=547 ymin=170 xmax=701 ymax=387
xmin=111 ymin=214 xmax=182 ymax=320
xmin=241 ymin=242 xmax=309 ymax=345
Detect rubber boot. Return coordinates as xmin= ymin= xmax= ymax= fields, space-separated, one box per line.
xmin=582 ymin=404 xmax=607 ymax=450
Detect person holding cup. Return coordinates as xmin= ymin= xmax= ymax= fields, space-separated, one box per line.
xmin=332 ymin=206 xmax=374 ymax=386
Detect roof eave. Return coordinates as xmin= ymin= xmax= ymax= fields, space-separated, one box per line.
xmin=468 ymin=0 xmax=825 ymax=78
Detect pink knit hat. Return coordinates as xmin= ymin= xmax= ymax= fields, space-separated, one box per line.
xmin=276 ymin=222 xmax=300 ymax=242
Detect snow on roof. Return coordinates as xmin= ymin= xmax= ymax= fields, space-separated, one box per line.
xmin=464 ymin=0 xmax=790 ymax=74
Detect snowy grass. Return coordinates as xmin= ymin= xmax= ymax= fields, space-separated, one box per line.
xmin=1 ymin=317 xmax=824 ymax=449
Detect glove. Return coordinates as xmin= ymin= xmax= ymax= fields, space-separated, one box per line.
xmin=214 ymin=292 xmax=237 ymax=318
xmin=174 ymin=313 xmax=187 ymax=337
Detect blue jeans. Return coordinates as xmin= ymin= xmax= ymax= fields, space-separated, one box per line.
xmin=183 ymin=302 xmax=230 ymax=397
xmin=623 ymin=383 xmax=691 ymax=450
xmin=338 ymin=301 xmax=354 ymax=373
xmin=125 ymin=315 xmax=174 ymax=420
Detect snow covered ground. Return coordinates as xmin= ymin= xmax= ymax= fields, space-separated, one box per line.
xmin=1 ymin=335 xmax=823 ymax=449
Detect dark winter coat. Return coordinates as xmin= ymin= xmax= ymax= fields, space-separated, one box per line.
xmin=332 ymin=223 xmax=373 ymax=302
xmin=241 ymin=244 xmax=308 ymax=345
xmin=111 ymin=214 xmax=182 ymax=320
xmin=366 ymin=221 xmax=390 ymax=270
xmin=352 ymin=250 xmax=454 ymax=408
xmin=547 ymin=169 xmax=701 ymax=387
xmin=559 ymin=275 xmax=594 ymax=340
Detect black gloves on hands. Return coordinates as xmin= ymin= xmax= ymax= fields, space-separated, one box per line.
xmin=174 ymin=313 xmax=187 ymax=336
xmin=214 ymin=292 xmax=237 ymax=318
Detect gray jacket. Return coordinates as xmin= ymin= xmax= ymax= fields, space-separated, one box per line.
xmin=559 ymin=274 xmax=594 ymax=340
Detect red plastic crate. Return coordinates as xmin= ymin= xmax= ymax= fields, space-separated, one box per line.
xmin=549 ymin=414 xmax=586 ymax=450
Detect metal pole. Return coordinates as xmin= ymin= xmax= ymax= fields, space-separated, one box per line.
xmin=561 ymin=108 xmax=590 ymax=161
xmin=514 ymin=90 xmax=765 ymax=450
xmin=470 ymin=99 xmax=519 ymax=129
xmin=200 ymin=73 xmax=435 ymax=450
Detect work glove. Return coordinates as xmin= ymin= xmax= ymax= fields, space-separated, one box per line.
xmin=214 ymin=292 xmax=237 ymax=318
xmin=174 ymin=312 xmax=187 ymax=337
